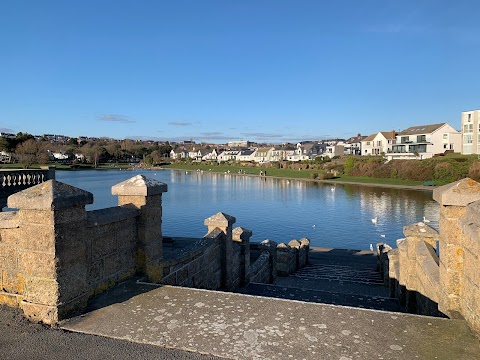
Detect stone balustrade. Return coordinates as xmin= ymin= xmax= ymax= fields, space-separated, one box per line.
xmin=0 ymin=167 xmax=55 ymax=208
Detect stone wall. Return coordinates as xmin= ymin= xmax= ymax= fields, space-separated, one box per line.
xmin=379 ymin=178 xmax=480 ymax=336
xmin=0 ymin=175 xmax=166 ymax=324
xmin=161 ymin=230 xmax=224 ymax=289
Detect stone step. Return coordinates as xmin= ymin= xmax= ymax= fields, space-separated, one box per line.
xmin=293 ymin=263 xmax=384 ymax=285
xmin=239 ymin=282 xmax=403 ymax=312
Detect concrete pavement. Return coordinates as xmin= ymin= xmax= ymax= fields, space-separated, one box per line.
xmin=62 ymin=280 xmax=480 ymax=360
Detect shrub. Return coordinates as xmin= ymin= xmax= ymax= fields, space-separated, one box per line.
xmin=318 ymin=172 xmax=335 ymax=180
xmin=310 ymin=172 xmax=319 ymax=179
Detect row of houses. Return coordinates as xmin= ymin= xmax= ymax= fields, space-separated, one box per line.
xmin=170 ymin=122 xmax=465 ymax=163
xmin=170 ymin=136 xmax=362 ymax=163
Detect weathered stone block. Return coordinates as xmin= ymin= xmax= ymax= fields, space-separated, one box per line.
xmin=433 ymin=179 xmax=480 ymax=207
xmin=8 ymin=180 xmax=93 ymax=211
xmin=439 ymin=217 xmax=465 ymax=246
xmin=0 ymin=244 xmax=18 ymax=270
xmin=0 ymin=292 xmax=23 ymax=307
xmin=19 ymin=252 xmax=57 ymax=278
xmin=2 ymin=270 xmax=25 ymax=294
xmin=20 ymin=301 xmax=58 ymax=325
xmin=463 ymin=248 xmax=479 ymax=285
xmin=25 ymin=278 xmax=58 ymax=306
xmin=17 ymin=209 xmax=54 ymax=225
xmin=17 ymin=226 xmax=55 ymax=253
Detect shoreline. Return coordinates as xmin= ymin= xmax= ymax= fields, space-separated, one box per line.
xmin=161 ymin=167 xmax=434 ymax=191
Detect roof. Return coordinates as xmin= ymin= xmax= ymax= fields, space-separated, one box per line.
xmin=255 ymin=147 xmax=272 ymax=154
xmin=239 ymin=150 xmax=255 ymax=156
xmin=362 ymin=134 xmax=376 ymax=142
xmin=380 ymin=131 xmax=397 ymax=140
xmin=398 ymin=123 xmax=446 ymax=136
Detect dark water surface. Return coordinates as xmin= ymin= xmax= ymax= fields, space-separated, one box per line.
xmin=56 ymin=169 xmax=439 ymax=250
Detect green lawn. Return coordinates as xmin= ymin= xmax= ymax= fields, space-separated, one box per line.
xmin=330 ymin=176 xmax=425 ymax=186
xmin=162 ymin=163 xmax=434 ymax=187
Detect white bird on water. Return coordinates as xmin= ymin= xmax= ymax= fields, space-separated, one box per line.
xmin=371 ymin=217 xmax=377 ymax=225
xmin=380 ymin=234 xmax=386 ymax=238
xmin=312 ymin=225 xmax=316 ymax=229
xmin=423 ymin=216 xmax=431 ymax=223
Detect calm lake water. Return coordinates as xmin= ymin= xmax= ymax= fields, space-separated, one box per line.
xmin=56 ymin=170 xmax=439 ymax=250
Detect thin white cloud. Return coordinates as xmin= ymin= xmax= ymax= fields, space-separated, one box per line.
xmin=0 ymin=127 xmax=15 ymax=133
xmin=169 ymin=121 xmax=193 ymax=126
xmin=98 ymin=114 xmax=135 ymax=123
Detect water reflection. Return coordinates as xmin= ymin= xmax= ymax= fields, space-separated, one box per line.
xmin=56 ymin=170 xmax=439 ymax=250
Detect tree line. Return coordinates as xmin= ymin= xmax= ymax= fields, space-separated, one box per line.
xmin=0 ymin=133 xmax=173 ymax=168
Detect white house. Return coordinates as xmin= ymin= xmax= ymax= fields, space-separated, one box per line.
xmin=237 ymin=149 xmax=256 ymax=162
xmin=217 ymin=150 xmax=240 ymax=162
xmin=386 ymin=123 xmax=461 ymax=160
xmin=253 ymin=147 xmax=274 ymax=163
xmin=361 ymin=131 xmax=396 ymax=156
xmin=170 ymin=149 xmax=189 ymax=159
xmin=323 ymin=145 xmax=345 ymax=159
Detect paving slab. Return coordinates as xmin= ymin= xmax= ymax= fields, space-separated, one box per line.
xmin=62 ymin=281 xmax=480 ymax=360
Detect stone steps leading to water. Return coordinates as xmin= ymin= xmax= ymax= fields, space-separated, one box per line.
xmin=238 ymin=282 xmax=402 ymax=312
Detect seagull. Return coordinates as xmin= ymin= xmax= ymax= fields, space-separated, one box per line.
xmin=370 ymin=244 xmax=374 ymax=251
xmin=423 ymin=216 xmax=431 ymax=223
xmin=371 ymin=217 xmax=377 ymax=225
xmin=312 ymin=225 xmax=316 ymax=229
xmin=331 ymin=187 xmax=336 ymax=192
xmin=380 ymin=234 xmax=386 ymax=238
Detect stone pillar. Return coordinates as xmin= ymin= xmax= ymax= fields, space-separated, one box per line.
xmin=433 ymin=178 xmax=480 ymax=316
xmin=204 ymin=212 xmax=236 ymax=290
xmin=41 ymin=165 xmax=56 ymax=180
xmin=288 ymin=240 xmax=301 ymax=271
xmin=112 ymin=175 xmax=167 ymax=283
xmin=299 ymin=238 xmax=310 ymax=265
xmin=8 ymin=180 xmax=93 ymax=324
xmin=233 ymin=227 xmax=252 ymax=287
xmin=402 ymin=222 xmax=440 ymax=313
xmin=259 ymin=239 xmax=277 ymax=284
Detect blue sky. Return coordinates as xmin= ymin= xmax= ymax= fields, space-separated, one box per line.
xmin=1 ymin=1 xmax=479 ymax=143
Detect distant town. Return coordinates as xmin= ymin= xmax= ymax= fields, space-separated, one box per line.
xmin=1 ymin=110 xmax=479 ymax=166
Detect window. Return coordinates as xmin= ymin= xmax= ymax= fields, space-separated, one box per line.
xmin=463 ymin=124 xmax=473 ymax=132
xmin=464 ymin=134 xmax=473 ymax=144
xmin=417 ymin=135 xmax=426 ymax=142
xmin=366 ymin=141 xmax=370 ymax=145
xmin=443 ymin=134 xmax=448 ymax=139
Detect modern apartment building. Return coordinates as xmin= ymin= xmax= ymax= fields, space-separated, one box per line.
xmin=461 ymin=110 xmax=480 ymax=155
xmin=386 ymin=123 xmax=461 ymax=160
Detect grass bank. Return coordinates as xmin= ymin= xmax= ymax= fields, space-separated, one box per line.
xmin=162 ymin=163 xmax=429 ymax=188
